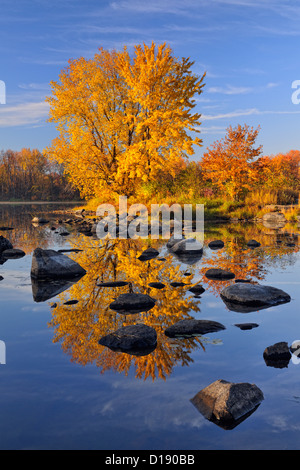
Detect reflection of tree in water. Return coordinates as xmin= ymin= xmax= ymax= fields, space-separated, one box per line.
xmin=200 ymin=222 xmax=300 ymax=296
xmin=48 ymin=236 xmax=211 ymax=381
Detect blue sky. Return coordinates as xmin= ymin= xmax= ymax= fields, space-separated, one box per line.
xmin=0 ymin=0 xmax=300 ymax=160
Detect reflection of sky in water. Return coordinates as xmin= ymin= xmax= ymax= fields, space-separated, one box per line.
xmin=0 ymin=206 xmax=300 ymax=449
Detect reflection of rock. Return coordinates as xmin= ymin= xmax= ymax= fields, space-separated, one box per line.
xmin=168 ymin=237 xmax=203 ymax=265
xmin=190 ymin=379 xmax=264 ymax=430
xmin=2 ymin=248 xmax=25 ymax=259
xmin=263 ymin=341 xmax=291 ymax=368
xmin=208 ymin=240 xmax=224 ymax=250
xmin=165 ymin=319 xmax=226 ymax=338
xmin=138 ymin=247 xmax=159 ymax=261
xmin=98 ymin=324 xmax=157 ymax=356
xmin=221 ymin=283 xmax=291 ymax=312
xmin=31 ymin=248 xmax=86 ymax=280
xmin=32 ymin=217 xmax=49 ymax=224
xmin=109 ymin=293 xmax=156 ymax=314
xmin=32 ymin=277 xmax=83 ymax=302
xmin=205 ymin=268 xmax=235 ymax=280
xmin=0 ymin=236 xmax=13 ymax=252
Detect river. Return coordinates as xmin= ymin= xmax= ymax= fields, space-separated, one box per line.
xmin=0 ymin=202 xmax=299 ymax=450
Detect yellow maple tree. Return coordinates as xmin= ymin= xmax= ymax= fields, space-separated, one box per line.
xmin=45 ymin=42 xmax=205 ymax=199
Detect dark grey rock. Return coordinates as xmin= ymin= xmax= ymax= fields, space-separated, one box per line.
xmin=263 ymin=341 xmax=291 ymax=368
xmin=221 ymin=283 xmax=291 ymax=312
xmin=138 ymin=247 xmax=159 ymax=261
xmin=234 ymin=323 xmax=259 ymax=330
xmin=98 ymin=323 xmax=157 ymax=356
xmin=97 ymin=281 xmax=129 ymax=287
xmin=2 ymin=248 xmax=25 ymax=259
xmin=165 ymin=319 xmax=226 ymax=338
xmin=170 ymin=281 xmax=187 ymax=287
xmin=205 ymin=268 xmax=235 ymax=280
xmin=188 ymin=284 xmax=205 ymax=295
xmin=109 ymin=293 xmax=156 ymax=314
xmin=0 ymin=236 xmax=13 ymax=253
xmin=148 ymin=282 xmax=165 ymax=289
xmin=247 ymin=239 xmax=261 ymax=247
xmin=31 ymin=248 xmax=86 ymax=280
xmin=208 ymin=240 xmax=224 ymax=249
xmin=190 ymin=379 xmax=264 ymax=429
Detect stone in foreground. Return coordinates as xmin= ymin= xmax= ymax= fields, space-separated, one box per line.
xmin=191 ymin=379 xmax=264 ymax=429
xmin=220 ymin=283 xmax=291 ymax=312
xmin=99 ymin=324 xmax=157 ymax=356
xmin=109 ymin=293 xmax=156 ymax=314
xmin=165 ymin=319 xmax=225 ymax=338
xmin=31 ymin=248 xmax=86 ymax=280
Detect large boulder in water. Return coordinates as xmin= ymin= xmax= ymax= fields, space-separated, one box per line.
xmin=220 ymin=282 xmax=291 ymax=312
xmin=31 ymin=248 xmax=86 ymax=280
xmin=190 ymin=379 xmax=264 ymax=429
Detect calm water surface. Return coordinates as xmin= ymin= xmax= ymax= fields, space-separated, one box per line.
xmin=0 ymin=203 xmax=300 ymax=450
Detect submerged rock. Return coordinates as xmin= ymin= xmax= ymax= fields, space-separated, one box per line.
xmin=246 ymin=239 xmax=261 ymax=248
xmin=109 ymin=293 xmax=156 ymax=314
xmin=205 ymin=268 xmax=235 ymax=280
xmin=220 ymin=283 xmax=291 ymax=312
xmin=31 ymin=248 xmax=86 ymax=280
xmin=165 ymin=319 xmax=226 ymax=338
xmin=190 ymin=379 xmax=264 ymax=429
xmin=148 ymin=282 xmax=165 ymax=289
xmin=98 ymin=324 xmax=157 ymax=356
xmin=235 ymin=323 xmax=259 ymax=330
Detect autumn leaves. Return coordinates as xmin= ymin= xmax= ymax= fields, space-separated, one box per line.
xmin=46 ymin=42 xmax=205 ymax=201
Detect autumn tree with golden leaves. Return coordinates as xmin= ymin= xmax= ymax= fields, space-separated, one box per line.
xmin=45 ymin=42 xmax=205 ymax=200
xmin=201 ymin=124 xmax=262 ymax=200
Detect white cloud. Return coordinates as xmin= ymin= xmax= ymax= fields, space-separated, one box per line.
xmin=208 ymin=85 xmax=252 ymax=95
xmin=0 ymin=101 xmax=49 ymax=127
xmin=202 ymin=108 xmax=300 ymax=121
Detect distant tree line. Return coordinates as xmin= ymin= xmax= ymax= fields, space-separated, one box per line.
xmin=0 ymin=148 xmax=81 ymax=201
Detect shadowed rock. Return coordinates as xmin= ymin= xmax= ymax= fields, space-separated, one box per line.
xmin=190 ymin=379 xmax=264 ymax=430
xmin=235 ymin=323 xmax=259 ymax=330
xmin=188 ymin=284 xmax=205 ymax=295
xmin=98 ymin=324 xmax=157 ymax=356
xmin=148 ymin=282 xmax=165 ymax=289
xmin=97 ymin=281 xmax=129 ymax=287
xmin=31 ymin=248 xmax=86 ymax=280
xmin=208 ymin=240 xmax=224 ymax=250
xmin=246 ymin=239 xmax=261 ymax=248
xmin=0 ymin=236 xmax=13 ymax=253
xmin=165 ymin=319 xmax=226 ymax=338
xmin=2 ymin=248 xmax=25 ymax=259
xmin=205 ymin=268 xmax=235 ymax=280
xmin=263 ymin=341 xmax=291 ymax=368
xmin=109 ymin=293 xmax=156 ymax=314
xmin=221 ymin=283 xmax=291 ymax=312
xmin=138 ymin=247 xmax=159 ymax=261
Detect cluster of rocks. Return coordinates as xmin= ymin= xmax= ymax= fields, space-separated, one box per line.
xmin=0 ymin=234 xmax=26 ymax=279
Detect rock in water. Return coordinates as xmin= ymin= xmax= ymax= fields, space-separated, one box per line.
xmin=165 ymin=319 xmax=225 ymax=338
xmin=220 ymin=283 xmax=291 ymax=312
xmin=191 ymin=379 xmax=264 ymax=429
xmin=98 ymin=324 xmax=157 ymax=355
xmin=0 ymin=236 xmax=13 ymax=253
xmin=31 ymin=248 xmax=86 ymax=280
xmin=109 ymin=293 xmax=156 ymax=314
